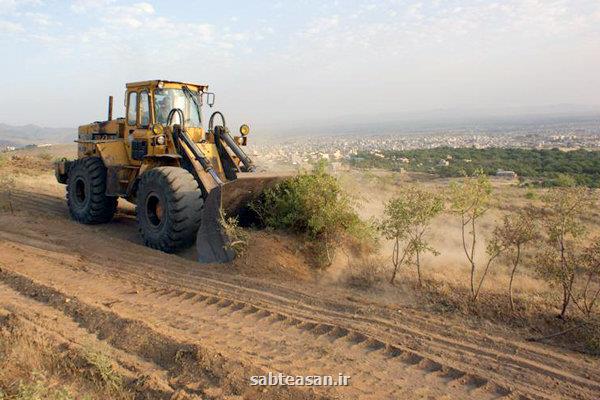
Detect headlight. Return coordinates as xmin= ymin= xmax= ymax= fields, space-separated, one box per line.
xmin=152 ymin=124 xmax=164 ymax=135
xmin=156 ymin=135 xmax=165 ymax=145
xmin=240 ymin=124 xmax=250 ymax=136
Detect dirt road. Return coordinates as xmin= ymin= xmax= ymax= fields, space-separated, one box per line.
xmin=0 ymin=180 xmax=599 ymax=399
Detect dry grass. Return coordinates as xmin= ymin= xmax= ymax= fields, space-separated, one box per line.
xmin=2 ymin=144 xmax=76 ymax=160
xmin=82 ymin=346 xmax=123 ymax=393
xmin=219 ymin=211 xmax=250 ymax=256
xmin=339 ymin=169 xmax=600 ymax=354
xmin=0 ymin=144 xmax=75 ymax=179
xmin=0 ymin=314 xmax=132 ymax=400
xmin=0 ymin=173 xmax=16 ymax=213
xmin=38 ymin=152 xmax=53 ymax=161
xmin=406 ymin=273 xmax=600 ymax=355
xmin=343 ymin=256 xmax=386 ymax=290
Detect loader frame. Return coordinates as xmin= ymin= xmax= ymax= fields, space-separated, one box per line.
xmin=55 ymin=80 xmax=284 ymax=264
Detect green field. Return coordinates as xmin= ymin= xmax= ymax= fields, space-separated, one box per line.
xmin=349 ymin=147 xmax=600 ymax=187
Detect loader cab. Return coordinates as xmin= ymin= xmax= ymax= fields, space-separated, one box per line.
xmin=123 ymin=80 xmax=208 ymax=164
xmin=124 ymin=81 xmax=207 ymax=127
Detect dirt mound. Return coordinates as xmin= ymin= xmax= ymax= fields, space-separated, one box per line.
xmin=226 ymin=230 xmax=316 ymax=282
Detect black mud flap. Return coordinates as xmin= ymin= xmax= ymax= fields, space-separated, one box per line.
xmin=196 ymin=185 xmax=236 ymax=264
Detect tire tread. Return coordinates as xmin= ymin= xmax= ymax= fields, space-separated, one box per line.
xmin=136 ymin=167 xmax=203 ymax=253
xmin=66 ymin=157 xmax=117 ymax=224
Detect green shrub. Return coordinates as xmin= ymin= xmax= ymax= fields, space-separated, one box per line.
xmin=83 ymin=347 xmax=122 ymax=392
xmin=252 ymin=165 xmax=376 ymax=266
xmin=543 ymin=173 xmax=578 ymax=188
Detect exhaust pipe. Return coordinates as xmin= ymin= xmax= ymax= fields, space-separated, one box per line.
xmin=108 ymin=96 xmax=113 ymax=121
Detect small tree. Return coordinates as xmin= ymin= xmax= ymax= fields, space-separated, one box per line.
xmin=492 ymin=210 xmax=537 ymax=310
xmin=449 ymin=171 xmax=501 ymax=301
xmin=535 ymin=186 xmax=593 ymax=319
xmin=379 ymin=187 xmax=444 ymax=285
xmin=569 ymin=238 xmax=600 ymax=319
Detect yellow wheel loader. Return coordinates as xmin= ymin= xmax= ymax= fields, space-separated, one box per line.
xmin=55 ymin=80 xmax=284 ymax=263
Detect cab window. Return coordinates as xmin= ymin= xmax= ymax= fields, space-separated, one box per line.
xmin=139 ymin=91 xmax=150 ymax=127
xmin=154 ymin=88 xmax=201 ymax=127
xmin=127 ymin=91 xmax=137 ymax=125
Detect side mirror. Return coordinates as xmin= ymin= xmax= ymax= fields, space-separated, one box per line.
xmin=206 ymin=92 xmax=215 ymax=108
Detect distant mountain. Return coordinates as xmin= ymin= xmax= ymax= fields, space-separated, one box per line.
xmin=0 ymin=123 xmax=75 ymax=147
xmin=3 ymin=102 xmax=600 ymax=146
xmin=256 ymin=104 xmax=600 ymax=139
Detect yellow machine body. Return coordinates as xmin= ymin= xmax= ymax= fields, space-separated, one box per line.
xmin=56 ymin=80 xmax=288 ymax=263
xmin=73 ymin=80 xmax=239 ymax=201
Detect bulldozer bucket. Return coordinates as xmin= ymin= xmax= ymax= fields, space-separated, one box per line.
xmin=221 ymin=172 xmax=293 ymax=217
xmin=196 ymin=185 xmax=236 ymax=264
xmin=196 ymin=172 xmax=293 ymax=263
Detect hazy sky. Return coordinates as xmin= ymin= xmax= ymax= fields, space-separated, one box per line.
xmin=1 ymin=0 xmax=600 ymax=131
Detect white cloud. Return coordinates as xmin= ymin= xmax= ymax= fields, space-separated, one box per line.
xmin=0 ymin=0 xmax=42 ymax=15
xmin=0 ymin=0 xmax=17 ymax=14
xmin=24 ymin=12 xmax=58 ymax=27
xmin=303 ymin=15 xmax=339 ymax=36
xmin=75 ymin=1 xmax=154 ymax=31
xmin=29 ymin=32 xmax=57 ymax=43
xmin=294 ymin=0 xmax=600 ymax=60
xmin=0 ymin=19 xmax=23 ymax=33
xmin=70 ymin=0 xmax=114 ymax=14
xmin=115 ymin=16 xmax=142 ymax=28
xmin=130 ymin=2 xmax=154 ymax=15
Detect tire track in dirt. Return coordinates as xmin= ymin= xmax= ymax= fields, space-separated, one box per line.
xmin=0 ymin=283 xmax=177 ymax=399
xmin=10 ymin=190 xmax=67 ymax=216
xmin=0 ymin=270 xmax=331 ymax=400
xmin=130 ymin=285 xmax=517 ymax=399
xmin=1 ymin=222 xmax=596 ymax=393
xmin=21 ymin=235 xmax=593 ymax=400
xmin=0 ymin=264 xmax=515 ymax=400
xmin=1 ymin=224 xmax=597 ymax=399
xmin=83 ymin=277 xmax=599 ymax=400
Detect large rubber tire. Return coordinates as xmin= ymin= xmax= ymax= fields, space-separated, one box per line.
xmin=136 ymin=167 xmax=203 ymax=253
xmin=66 ymin=157 xmax=117 ymax=224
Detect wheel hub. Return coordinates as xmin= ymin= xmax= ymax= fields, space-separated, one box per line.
xmin=146 ymin=193 xmax=163 ymax=227
xmin=74 ymin=177 xmax=86 ymax=204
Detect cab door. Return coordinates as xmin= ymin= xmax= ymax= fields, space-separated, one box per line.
xmin=125 ymin=90 xmax=152 ymax=164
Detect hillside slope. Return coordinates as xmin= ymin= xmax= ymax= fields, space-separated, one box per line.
xmin=0 ymin=156 xmax=598 ymax=399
